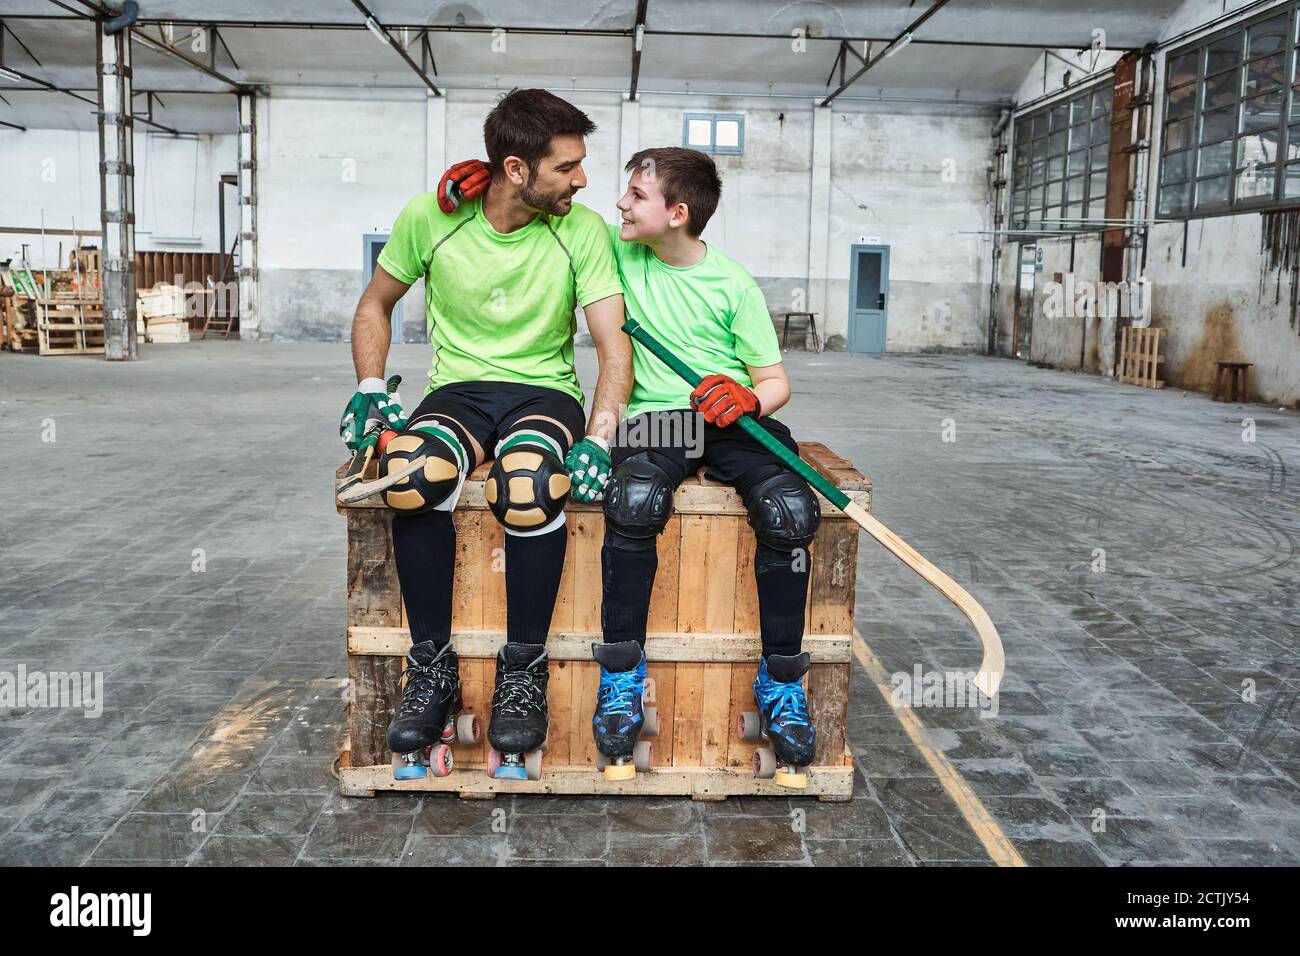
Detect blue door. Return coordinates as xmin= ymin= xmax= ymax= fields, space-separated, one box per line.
xmin=848 ymin=245 xmax=888 ymax=353
xmin=363 ymin=233 xmax=404 ymax=341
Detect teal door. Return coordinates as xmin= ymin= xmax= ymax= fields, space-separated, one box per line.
xmin=848 ymin=245 xmax=888 ymax=353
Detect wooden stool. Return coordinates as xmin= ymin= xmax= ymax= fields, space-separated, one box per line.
xmin=1214 ymin=362 xmax=1252 ymax=403
xmin=781 ymin=311 xmax=821 ymax=351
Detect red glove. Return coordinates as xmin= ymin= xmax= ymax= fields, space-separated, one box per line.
xmin=691 ymin=374 xmax=761 ymax=427
xmin=437 ymin=159 xmax=490 ymax=213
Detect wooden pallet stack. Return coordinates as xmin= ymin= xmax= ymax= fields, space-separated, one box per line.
xmin=137 ymin=284 xmax=191 ymax=343
xmin=1119 ymin=326 xmax=1165 ymax=389
xmin=336 ymin=441 xmax=869 ymax=801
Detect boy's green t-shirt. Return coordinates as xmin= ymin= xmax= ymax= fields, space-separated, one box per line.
xmin=611 ymin=225 xmax=782 ymax=418
xmin=378 ymin=194 xmax=623 ymax=401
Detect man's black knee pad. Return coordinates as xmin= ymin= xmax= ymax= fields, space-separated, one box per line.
xmin=379 ymin=423 xmax=467 ymax=514
xmin=746 ymin=471 xmax=821 ymax=552
xmin=603 ymin=454 xmax=674 ymax=549
xmin=485 ymin=435 xmax=570 ymax=535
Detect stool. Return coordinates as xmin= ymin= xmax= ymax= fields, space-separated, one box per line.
xmin=1214 ymin=362 xmax=1252 ymax=403
xmin=781 ymin=311 xmax=821 ymax=351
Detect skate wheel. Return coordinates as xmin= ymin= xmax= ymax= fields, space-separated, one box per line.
xmin=486 ymin=748 xmax=501 ymax=778
xmin=775 ymin=768 xmax=808 ymax=790
xmin=642 ymin=706 xmax=659 ymax=737
xmin=603 ymin=761 xmax=635 ymax=781
xmin=440 ymin=720 xmax=456 ymax=743
xmin=753 ymin=747 xmax=777 ymax=779
xmin=456 ymin=714 xmax=480 ymax=745
xmin=524 ymin=749 xmax=544 ymax=781
xmin=429 ymin=744 xmax=454 ymax=778
xmin=643 ymin=678 xmax=656 ymax=703
xmin=738 ymin=711 xmax=761 ymax=741
xmin=633 ymin=740 xmax=653 ymax=773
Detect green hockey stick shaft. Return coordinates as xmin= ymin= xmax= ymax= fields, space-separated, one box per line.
xmin=622 ymin=317 xmax=851 ymax=510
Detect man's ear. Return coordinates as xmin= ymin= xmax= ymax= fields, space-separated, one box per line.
xmin=502 ymin=156 xmax=528 ymax=185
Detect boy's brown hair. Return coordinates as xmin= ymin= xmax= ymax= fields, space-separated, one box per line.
xmin=625 ymin=147 xmax=723 ymax=237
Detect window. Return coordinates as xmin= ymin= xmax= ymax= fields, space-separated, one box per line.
xmin=682 ymin=113 xmax=744 ymax=155
xmin=1158 ymin=6 xmax=1296 ymax=216
xmin=1009 ymin=83 xmax=1113 ymax=231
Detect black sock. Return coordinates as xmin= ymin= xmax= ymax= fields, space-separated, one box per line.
xmin=600 ymin=536 xmax=658 ymax=647
xmin=391 ymin=510 xmax=456 ymax=648
xmin=755 ymin=541 xmax=810 ymax=659
xmin=504 ymin=523 xmax=568 ymax=644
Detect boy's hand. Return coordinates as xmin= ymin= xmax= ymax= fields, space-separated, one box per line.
xmin=564 ymin=436 xmax=612 ymax=502
xmin=691 ymin=374 xmax=760 ymax=428
xmin=437 ymin=159 xmax=490 ymax=213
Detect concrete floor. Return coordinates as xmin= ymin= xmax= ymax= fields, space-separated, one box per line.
xmin=0 ymin=341 xmax=1296 ymax=866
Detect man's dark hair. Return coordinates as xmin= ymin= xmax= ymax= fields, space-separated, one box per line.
xmin=625 ymin=147 xmax=723 ymax=237
xmin=484 ymin=88 xmax=596 ymax=179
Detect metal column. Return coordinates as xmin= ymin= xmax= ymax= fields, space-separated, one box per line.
xmin=237 ymin=91 xmax=259 ymax=339
xmin=97 ymin=19 xmax=137 ymax=360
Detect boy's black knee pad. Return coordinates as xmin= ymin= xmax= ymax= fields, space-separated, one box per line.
xmin=603 ymin=454 xmax=675 ymax=550
xmin=746 ymin=471 xmax=820 ymax=552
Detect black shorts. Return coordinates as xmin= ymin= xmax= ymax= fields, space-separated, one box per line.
xmin=610 ymin=409 xmax=801 ymax=504
xmin=406 ymin=381 xmax=586 ymax=467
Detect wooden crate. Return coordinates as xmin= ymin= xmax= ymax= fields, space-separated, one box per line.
xmin=335 ymin=442 xmax=869 ymax=801
xmin=35 ymin=296 xmax=105 ymax=356
xmin=1118 ymin=326 xmax=1165 ymax=389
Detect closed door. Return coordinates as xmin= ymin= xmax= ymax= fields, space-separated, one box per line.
xmin=848 ymin=245 xmax=888 ymax=353
xmin=363 ymin=234 xmax=403 ymax=341
xmin=1013 ymin=244 xmax=1036 ymax=359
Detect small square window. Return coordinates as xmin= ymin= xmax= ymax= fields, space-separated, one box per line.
xmin=682 ymin=113 xmax=744 ymax=154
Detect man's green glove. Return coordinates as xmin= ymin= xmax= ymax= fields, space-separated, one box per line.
xmin=340 ymin=377 xmax=406 ymax=450
xmin=564 ymin=435 xmax=612 ymax=503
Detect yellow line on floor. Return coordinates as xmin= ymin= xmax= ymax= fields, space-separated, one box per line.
xmin=852 ymin=630 xmax=1027 ymax=867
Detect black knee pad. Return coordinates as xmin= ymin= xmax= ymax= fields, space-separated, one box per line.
xmin=746 ymin=471 xmax=821 ymax=551
xmin=379 ymin=424 xmax=468 ymax=515
xmin=603 ymin=454 xmax=674 ymax=548
xmin=485 ymin=437 xmax=570 ymax=534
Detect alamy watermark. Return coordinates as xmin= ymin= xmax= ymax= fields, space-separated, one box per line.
xmin=890 ymin=664 xmax=999 ymax=718
xmin=0 ymin=666 xmax=103 ymax=718
xmin=1042 ymin=275 xmax=1152 ymax=326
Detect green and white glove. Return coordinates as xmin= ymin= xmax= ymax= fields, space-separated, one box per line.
xmin=564 ymin=435 xmax=612 ymax=503
xmin=339 ymin=376 xmax=406 ymax=450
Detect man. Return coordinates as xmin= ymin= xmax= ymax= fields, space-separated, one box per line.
xmin=341 ymin=89 xmax=631 ymax=781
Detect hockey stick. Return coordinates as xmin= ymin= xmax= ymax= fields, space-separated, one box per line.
xmin=336 ymin=455 xmax=429 ymax=505
xmin=623 ymin=317 xmax=1004 ymax=697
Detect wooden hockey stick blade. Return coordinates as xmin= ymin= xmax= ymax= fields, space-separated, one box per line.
xmin=336 ymin=455 xmax=428 ymax=505
xmin=338 ymin=442 xmax=376 ymax=490
xmin=844 ymin=501 xmax=1004 ymax=697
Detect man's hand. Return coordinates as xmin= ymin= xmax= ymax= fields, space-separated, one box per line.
xmin=690 ymin=374 xmax=760 ymax=428
xmin=340 ymin=377 xmax=406 ymax=450
xmin=564 ymin=436 xmax=612 ymax=503
xmin=437 ymin=159 xmax=490 ymax=213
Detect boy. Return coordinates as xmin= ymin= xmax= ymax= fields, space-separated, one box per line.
xmin=591 ymin=148 xmax=820 ymax=780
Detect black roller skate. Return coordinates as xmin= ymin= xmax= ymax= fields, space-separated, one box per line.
xmin=387 ymin=641 xmax=480 ymax=780
xmin=591 ymin=641 xmax=659 ymax=781
xmin=486 ymin=644 xmax=550 ymax=781
xmin=737 ymin=652 xmax=816 ymax=789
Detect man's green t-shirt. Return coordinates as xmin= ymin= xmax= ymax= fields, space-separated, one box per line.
xmin=611 ymin=225 xmax=782 ymax=418
xmin=378 ymin=195 xmax=622 ymax=401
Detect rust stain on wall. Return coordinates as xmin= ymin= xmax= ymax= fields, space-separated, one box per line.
xmin=1179 ymin=301 xmax=1242 ymax=392
xmin=1260 ymin=209 xmax=1300 ymax=331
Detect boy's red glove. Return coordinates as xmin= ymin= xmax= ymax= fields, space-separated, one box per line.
xmin=691 ymin=374 xmax=761 ymax=427
xmin=437 ymin=159 xmax=490 ymax=213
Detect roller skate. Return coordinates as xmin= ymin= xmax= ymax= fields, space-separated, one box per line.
xmin=737 ymin=652 xmax=816 ymax=789
xmin=386 ymin=641 xmax=480 ymax=780
xmin=485 ymin=644 xmax=549 ymax=781
xmin=591 ymin=641 xmax=659 ymax=781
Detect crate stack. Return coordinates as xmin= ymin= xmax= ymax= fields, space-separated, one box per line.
xmin=137 ymin=284 xmax=191 ymax=343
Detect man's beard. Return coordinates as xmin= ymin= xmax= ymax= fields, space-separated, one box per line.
xmin=520 ymin=180 xmax=576 ymax=217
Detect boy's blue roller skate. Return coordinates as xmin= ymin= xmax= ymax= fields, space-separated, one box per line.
xmin=591 ymin=641 xmax=659 ymax=781
xmin=387 ymin=641 xmax=480 ymax=781
xmin=485 ymin=644 xmax=550 ymax=781
xmin=738 ymin=652 xmax=816 ymax=789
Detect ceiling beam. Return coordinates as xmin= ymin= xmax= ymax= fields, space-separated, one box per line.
xmin=821 ymin=0 xmax=954 ymax=106
xmin=349 ymin=0 xmax=441 ymax=96
xmin=629 ymin=0 xmax=648 ymax=100
xmin=131 ymin=27 xmax=244 ymax=89
xmin=2 ymin=65 xmax=184 ymax=133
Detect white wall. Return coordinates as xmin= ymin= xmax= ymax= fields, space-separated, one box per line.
xmin=0 ymin=128 xmax=236 ymax=270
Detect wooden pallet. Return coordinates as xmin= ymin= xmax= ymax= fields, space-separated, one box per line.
xmin=1118 ymin=326 xmax=1165 ymax=389
xmin=337 ymin=442 xmax=869 ymax=801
